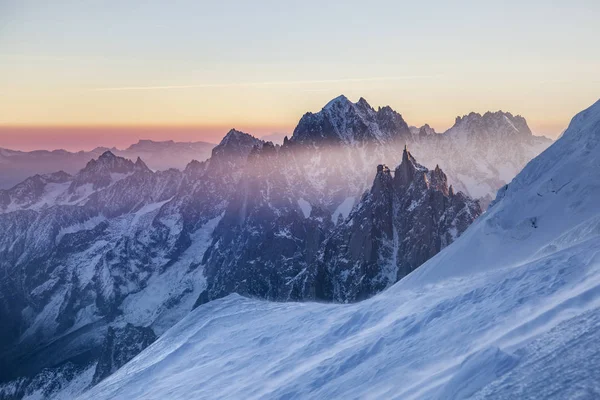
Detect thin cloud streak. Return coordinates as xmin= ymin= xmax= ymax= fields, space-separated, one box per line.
xmin=93 ymin=75 xmax=442 ymax=91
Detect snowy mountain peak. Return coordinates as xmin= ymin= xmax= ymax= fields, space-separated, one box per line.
xmin=292 ymin=96 xmax=411 ymax=146
xmin=449 ymin=110 xmax=532 ymax=138
xmin=356 ymin=96 xmax=373 ymax=111
xmin=214 ymin=129 xmax=261 ymax=150
xmin=324 ymin=94 xmax=352 ymax=110
xmin=418 ymin=124 xmax=436 ymax=137
xmin=211 ymin=129 xmax=262 ymax=156
xmin=209 ymin=129 xmax=263 ymax=169
xmin=81 ymin=151 xmax=135 ymax=174
xmin=70 ymin=151 xmax=138 ymax=191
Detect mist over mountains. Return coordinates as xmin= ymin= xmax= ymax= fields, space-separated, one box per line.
xmin=0 ymin=95 xmax=556 ymax=399
xmin=0 ymin=140 xmax=214 ymax=190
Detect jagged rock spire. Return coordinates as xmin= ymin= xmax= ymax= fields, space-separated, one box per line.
xmin=372 ymin=164 xmax=393 ymax=196
xmin=134 ymin=156 xmax=151 ymax=173
xmin=396 ymin=145 xmax=417 ymax=186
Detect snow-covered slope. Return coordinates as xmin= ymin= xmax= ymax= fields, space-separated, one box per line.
xmin=81 ymin=99 xmax=600 ymax=399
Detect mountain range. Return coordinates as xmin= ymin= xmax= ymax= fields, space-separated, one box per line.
xmin=0 ymin=140 xmax=215 ymax=190
xmin=0 ymin=96 xmax=555 ymax=399
xmin=82 ymin=98 xmax=600 ymax=400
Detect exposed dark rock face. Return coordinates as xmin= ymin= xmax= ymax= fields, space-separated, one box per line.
xmin=418 ymin=124 xmax=436 ymax=137
xmin=91 ymin=324 xmax=156 ymax=385
xmin=199 ymin=142 xmax=334 ymax=304
xmin=198 ymin=144 xmax=481 ymax=306
xmin=317 ymin=148 xmax=482 ymax=302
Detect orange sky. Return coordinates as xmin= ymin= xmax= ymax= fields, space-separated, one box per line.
xmin=2 ymin=1 xmax=599 ymax=151
xmin=0 ymin=125 xmax=292 ymax=151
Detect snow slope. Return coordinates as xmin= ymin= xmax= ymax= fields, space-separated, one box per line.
xmin=81 ymin=100 xmax=600 ymax=399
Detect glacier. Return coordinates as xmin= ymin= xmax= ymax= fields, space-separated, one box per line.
xmin=79 ymin=100 xmax=600 ymax=399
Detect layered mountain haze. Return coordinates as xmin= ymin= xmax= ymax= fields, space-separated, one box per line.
xmin=0 ymin=95 xmax=557 ymax=399
xmin=0 ymin=139 xmax=215 ymax=190
xmin=291 ymin=95 xmax=551 ymax=208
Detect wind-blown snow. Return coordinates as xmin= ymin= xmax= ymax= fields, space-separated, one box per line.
xmin=81 ymin=100 xmax=600 ymax=399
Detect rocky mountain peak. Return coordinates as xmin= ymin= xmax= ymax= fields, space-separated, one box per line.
xmin=292 ymin=95 xmax=411 ymax=146
xmin=394 ymin=146 xmax=418 ymax=186
xmin=248 ymin=141 xmax=277 ymax=162
xmin=372 ymin=164 xmax=393 ymax=195
xmin=99 ymin=150 xmax=116 ymax=160
xmin=319 ymin=150 xmax=482 ymax=302
xmin=419 ymin=124 xmax=436 ymax=137
xmin=449 ymin=110 xmax=532 ymax=138
xmin=86 ymin=151 xmax=136 ymax=173
xmin=134 ymin=157 xmax=151 ymax=173
xmin=324 ymin=94 xmax=352 ymax=110
xmin=211 ymin=129 xmax=263 ymax=159
xmin=70 ymin=151 xmax=138 ymax=191
xmin=356 ymin=97 xmax=373 ymax=111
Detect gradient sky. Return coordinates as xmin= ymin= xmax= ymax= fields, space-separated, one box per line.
xmin=1 ymin=0 xmax=599 ymax=150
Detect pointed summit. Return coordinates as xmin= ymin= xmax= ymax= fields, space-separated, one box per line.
xmin=395 ymin=146 xmax=418 ymax=187
xmin=134 ymin=156 xmax=151 ymax=173
xmin=356 ymin=97 xmax=373 ymax=111
xmin=70 ymin=151 xmax=139 ymax=191
xmin=324 ymin=94 xmax=351 ymax=110
xmin=210 ymin=129 xmax=263 ymax=167
xmin=86 ymin=151 xmax=134 ymax=172
xmin=99 ymin=150 xmax=117 ymax=160
xmin=291 ymin=95 xmax=412 ymax=146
